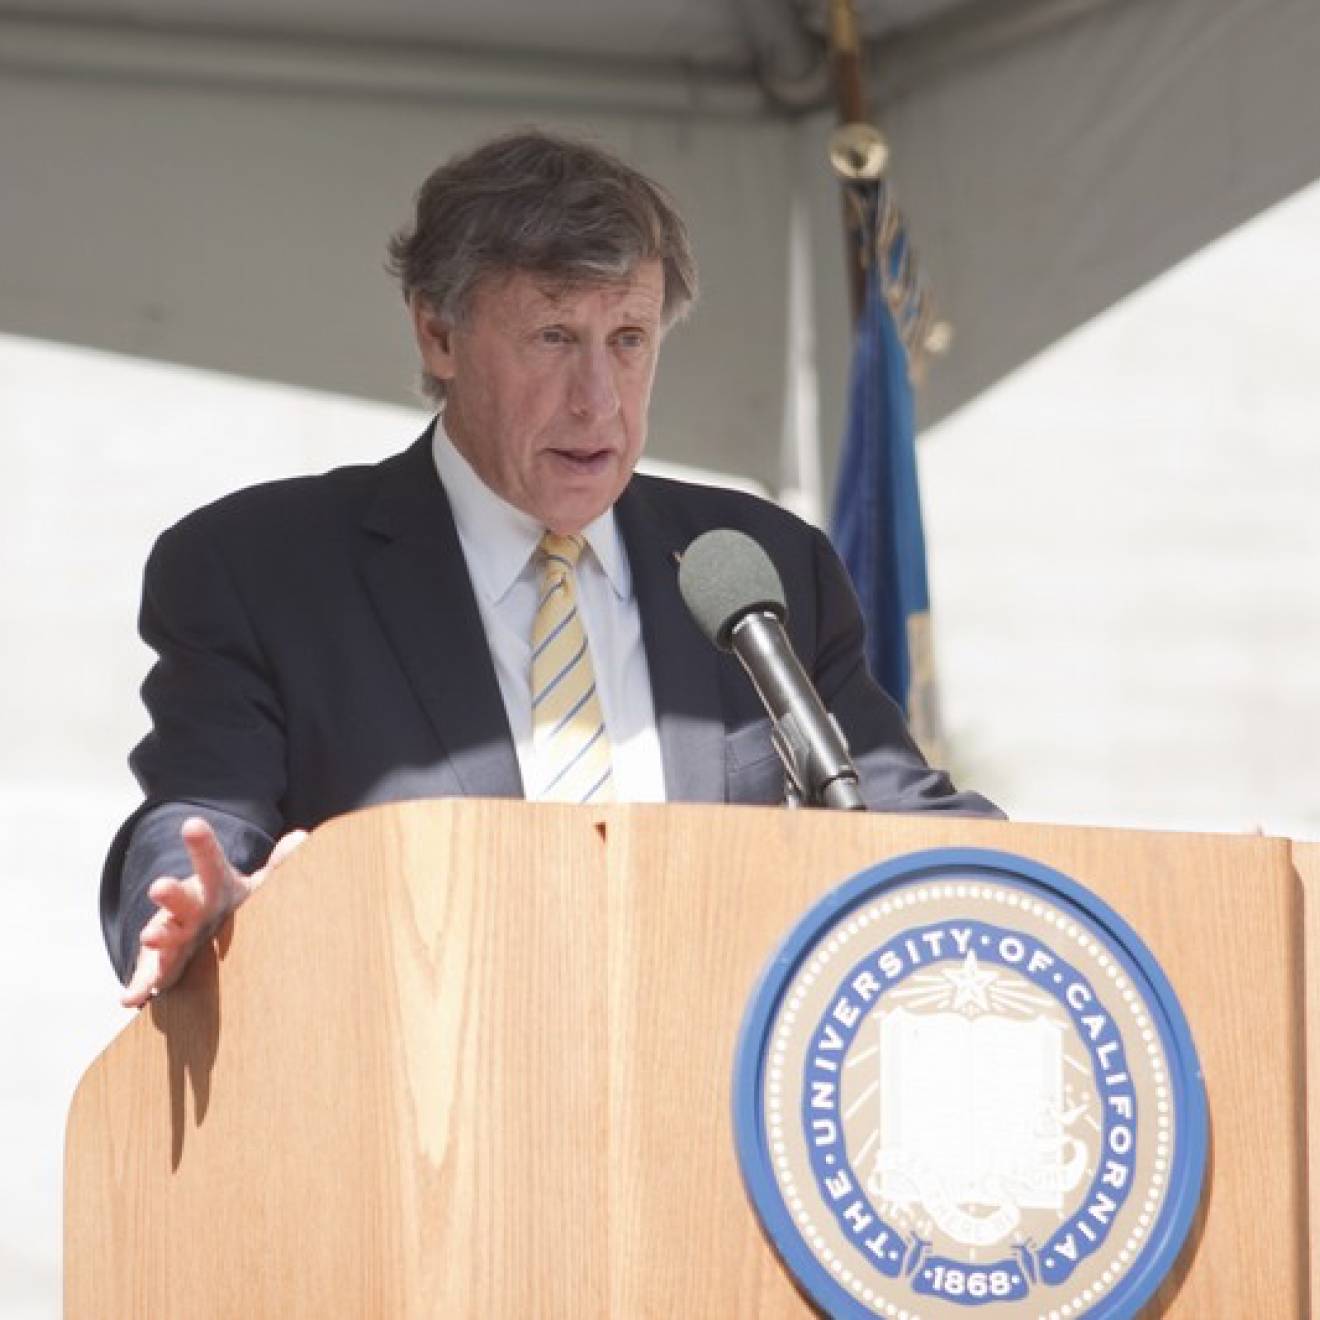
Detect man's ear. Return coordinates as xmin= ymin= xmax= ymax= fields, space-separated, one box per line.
xmin=409 ymin=297 xmax=457 ymax=381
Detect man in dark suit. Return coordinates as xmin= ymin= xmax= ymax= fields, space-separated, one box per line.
xmin=104 ymin=131 xmax=997 ymax=1006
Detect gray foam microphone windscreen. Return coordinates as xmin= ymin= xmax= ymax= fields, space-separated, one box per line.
xmin=677 ymin=529 xmax=788 ymax=650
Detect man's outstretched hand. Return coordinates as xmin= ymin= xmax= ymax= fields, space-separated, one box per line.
xmin=121 ymin=816 xmax=308 ymax=1009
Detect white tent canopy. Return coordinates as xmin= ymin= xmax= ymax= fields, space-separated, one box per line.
xmin=3 ymin=0 xmax=1317 ymax=491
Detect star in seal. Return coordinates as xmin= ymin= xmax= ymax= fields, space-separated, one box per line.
xmin=943 ymin=950 xmax=998 ymax=1013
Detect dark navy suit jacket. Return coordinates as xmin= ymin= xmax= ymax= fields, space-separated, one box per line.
xmin=102 ymin=430 xmax=998 ymax=979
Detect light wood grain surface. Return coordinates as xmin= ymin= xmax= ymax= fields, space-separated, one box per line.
xmin=66 ymin=803 xmax=1309 ymax=1317
xmin=1293 ymin=840 xmax=1319 ymax=1317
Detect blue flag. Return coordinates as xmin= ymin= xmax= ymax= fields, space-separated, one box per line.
xmin=830 ymin=249 xmax=941 ymax=753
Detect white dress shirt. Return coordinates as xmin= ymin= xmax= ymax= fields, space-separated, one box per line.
xmin=432 ymin=421 xmax=668 ymax=802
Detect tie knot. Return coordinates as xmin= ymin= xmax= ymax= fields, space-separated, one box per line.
xmin=540 ymin=532 xmax=585 ymax=571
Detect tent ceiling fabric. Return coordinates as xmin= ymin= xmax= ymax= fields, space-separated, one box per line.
xmin=2 ymin=0 xmax=757 ymax=66
xmin=3 ymin=0 xmax=976 ymax=76
xmin=1 ymin=0 xmax=1316 ymax=491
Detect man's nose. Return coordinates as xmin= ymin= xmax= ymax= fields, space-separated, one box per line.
xmin=569 ymin=344 xmax=620 ymax=420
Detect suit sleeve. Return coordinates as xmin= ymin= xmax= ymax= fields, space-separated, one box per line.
xmin=804 ymin=525 xmax=1003 ymax=817
xmin=100 ymin=519 xmax=288 ymax=982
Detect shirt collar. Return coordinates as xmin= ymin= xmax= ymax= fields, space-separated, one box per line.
xmin=431 ymin=416 xmax=631 ymax=602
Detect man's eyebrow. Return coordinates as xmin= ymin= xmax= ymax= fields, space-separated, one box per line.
xmin=528 ymin=278 xmax=599 ymax=308
xmin=614 ymin=293 xmax=666 ymax=321
xmin=528 ymin=282 xmax=569 ymax=307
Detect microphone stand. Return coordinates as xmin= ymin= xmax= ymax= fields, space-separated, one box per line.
xmin=729 ymin=612 xmax=866 ymax=812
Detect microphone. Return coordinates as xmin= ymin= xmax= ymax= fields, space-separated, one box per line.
xmin=677 ymin=529 xmax=865 ymax=811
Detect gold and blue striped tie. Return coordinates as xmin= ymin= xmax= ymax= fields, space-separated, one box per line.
xmin=529 ymin=533 xmax=614 ymax=804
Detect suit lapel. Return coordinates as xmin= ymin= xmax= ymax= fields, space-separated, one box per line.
xmin=356 ymin=445 xmax=729 ymax=805
xmin=617 ymin=478 xmax=727 ymax=803
xmin=359 ymin=434 xmax=524 ymax=799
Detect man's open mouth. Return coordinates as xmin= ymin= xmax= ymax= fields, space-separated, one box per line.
xmin=551 ymin=448 xmax=612 ymax=472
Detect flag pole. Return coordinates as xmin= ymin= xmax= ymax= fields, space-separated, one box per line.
xmin=825 ymin=0 xmax=874 ymax=323
xmin=824 ymin=2 xmax=951 ymax=378
xmin=823 ymin=12 xmax=949 ymax=763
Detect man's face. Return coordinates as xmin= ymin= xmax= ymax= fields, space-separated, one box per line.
xmin=413 ymin=261 xmax=666 ymax=534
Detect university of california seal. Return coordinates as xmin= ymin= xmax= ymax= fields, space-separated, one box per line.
xmin=733 ymin=849 xmax=1206 ymax=1318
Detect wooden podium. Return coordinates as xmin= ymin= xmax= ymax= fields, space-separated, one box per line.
xmin=66 ymin=801 xmax=1315 ymax=1316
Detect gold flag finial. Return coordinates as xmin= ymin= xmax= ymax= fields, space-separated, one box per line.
xmin=829 ymin=122 xmax=889 ymax=181
xmin=924 ymin=321 xmax=954 ymax=356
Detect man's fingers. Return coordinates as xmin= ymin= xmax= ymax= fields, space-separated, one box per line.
xmin=181 ymin=816 xmax=237 ymax=900
xmin=121 ymin=937 xmax=196 ymax=1008
xmin=250 ymin=829 xmax=311 ymax=891
xmin=146 ymin=874 xmax=207 ymax=926
xmin=268 ymin=829 xmax=309 ymax=869
xmin=121 ymin=946 xmax=167 ymax=1009
xmin=122 ymin=819 xmax=305 ymax=1009
xmin=137 ymin=903 xmax=194 ymax=951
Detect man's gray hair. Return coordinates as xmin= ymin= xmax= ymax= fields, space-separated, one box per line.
xmin=387 ymin=130 xmax=699 ymax=404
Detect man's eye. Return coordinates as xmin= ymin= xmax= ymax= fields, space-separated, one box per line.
xmin=615 ymin=330 xmax=647 ymax=350
xmin=539 ymin=327 xmax=570 ymax=344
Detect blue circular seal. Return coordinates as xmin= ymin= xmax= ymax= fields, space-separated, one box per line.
xmin=733 ymin=848 xmax=1207 ymax=1319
